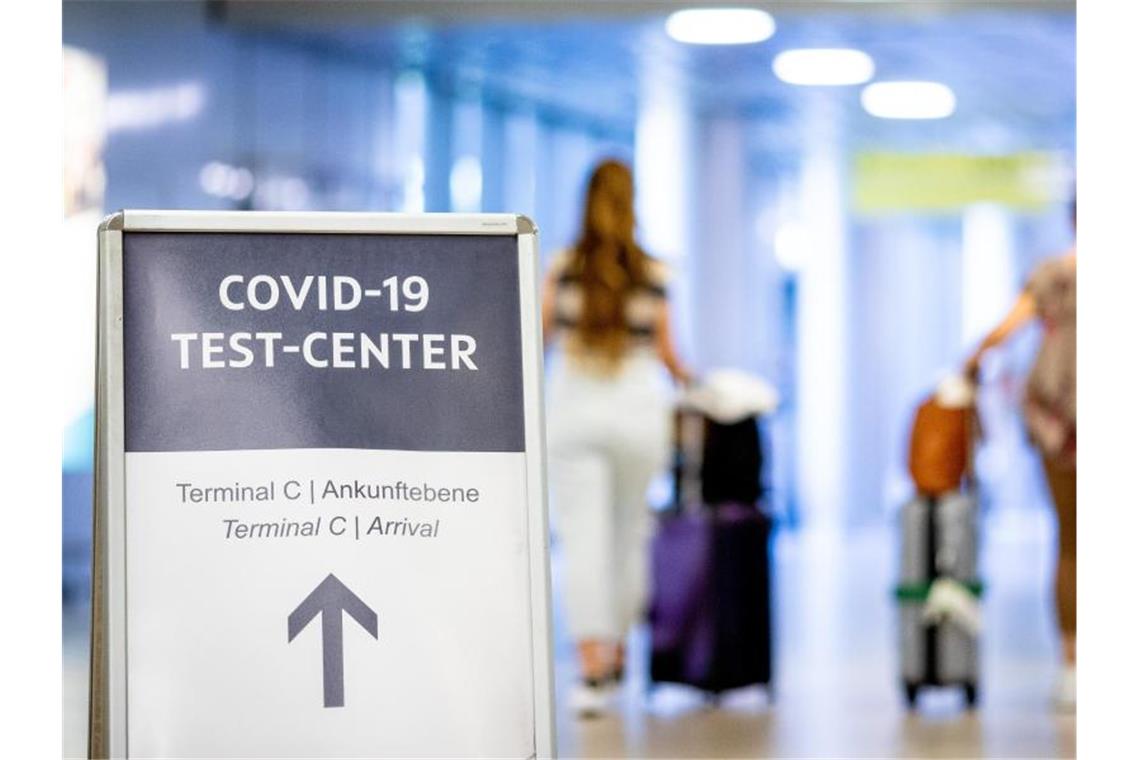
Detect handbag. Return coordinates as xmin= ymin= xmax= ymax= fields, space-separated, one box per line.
xmin=908 ymin=395 xmax=973 ymax=496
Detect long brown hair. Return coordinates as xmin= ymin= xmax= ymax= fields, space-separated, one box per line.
xmin=567 ymin=159 xmax=651 ymax=365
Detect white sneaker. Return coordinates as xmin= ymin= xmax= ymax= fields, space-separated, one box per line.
xmin=1053 ymin=665 xmax=1076 ymax=712
xmin=569 ymin=680 xmax=612 ymax=719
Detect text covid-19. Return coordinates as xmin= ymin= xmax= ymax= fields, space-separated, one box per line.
xmin=169 ymin=274 xmax=480 ymax=370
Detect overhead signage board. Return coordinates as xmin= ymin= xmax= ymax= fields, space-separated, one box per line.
xmin=853 ymin=151 xmax=1067 ymax=214
xmin=90 ymin=211 xmax=554 ymax=759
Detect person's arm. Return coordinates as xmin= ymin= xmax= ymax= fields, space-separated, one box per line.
xmin=654 ymin=300 xmax=693 ymax=386
xmin=964 ymin=290 xmax=1036 ymax=379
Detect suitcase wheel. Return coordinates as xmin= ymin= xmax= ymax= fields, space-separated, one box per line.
xmin=904 ymin=682 xmax=920 ymax=709
xmin=963 ymin=682 xmax=978 ymax=709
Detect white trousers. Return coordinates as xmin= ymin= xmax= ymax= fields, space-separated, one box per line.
xmin=546 ymin=354 xmax=671 ymax=641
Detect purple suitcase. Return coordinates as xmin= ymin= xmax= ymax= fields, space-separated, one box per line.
xmin=648 ymin=503 xmax=773 ymax=695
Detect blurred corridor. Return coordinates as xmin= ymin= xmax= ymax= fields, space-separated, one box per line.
xmin=63 ymin=1 xmax=1076 ymax=757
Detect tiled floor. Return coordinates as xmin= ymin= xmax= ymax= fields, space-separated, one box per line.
xmin=63 ymin=507 xmax=1074 ymax=758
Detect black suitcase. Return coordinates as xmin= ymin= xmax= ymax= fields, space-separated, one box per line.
xmin=649 ymin=504 xmax=772 ymax=696
xmin=649 ymin=411 xmax=773 ymax=698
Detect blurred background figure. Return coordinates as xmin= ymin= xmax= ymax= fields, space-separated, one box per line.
xmin=965 ymin=200 xmax=1077 ymax=710
xmin=542 ymin=159 xmax=690 ymax=717
xmin=62 ymin=1 xmax=1076 ymax=757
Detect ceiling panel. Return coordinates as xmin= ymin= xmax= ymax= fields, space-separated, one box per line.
xmin=223 ymin=2 xmax=1075 ymax=155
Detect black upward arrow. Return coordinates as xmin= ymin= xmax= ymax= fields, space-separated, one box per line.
xmin=287 ymin=573 xmax=378 ymax=708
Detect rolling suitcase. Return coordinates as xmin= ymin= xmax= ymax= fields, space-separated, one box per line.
xmin=649 ymin=503 xmax=772 ymax=696
xmin=648 ymin=408 xmax=773 ymax=698
xmin=895 ymin=491 xmax=983 ymax=708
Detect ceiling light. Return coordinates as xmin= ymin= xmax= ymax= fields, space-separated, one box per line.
xmin=773 ymin=48 xmax=875 ymax=86
xmin=666 ymin=8 xmax=776 ymax=45
xmin=861 ymin=81 xmax=956 ymax=120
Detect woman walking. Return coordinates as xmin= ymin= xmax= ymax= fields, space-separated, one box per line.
xmin=542 ymin=159 xmax=691 ymax=717
xmin=965 ymin=210 xmax=1076 ymax=710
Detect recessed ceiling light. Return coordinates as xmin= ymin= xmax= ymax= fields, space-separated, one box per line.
xmin=772 ymin=48 xmax=875 ymax=86
xmin=861 ymin=80 xmax=956 ymax=119
xmin=666 ymin=8 xmax=776 ymax=45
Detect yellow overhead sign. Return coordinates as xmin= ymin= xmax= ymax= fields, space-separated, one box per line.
xmin=854 ymin=152 xmax=1066 ymax=214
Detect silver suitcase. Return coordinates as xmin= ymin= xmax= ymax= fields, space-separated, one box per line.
xmin=896 ymin=492 xmax=982 ymax=708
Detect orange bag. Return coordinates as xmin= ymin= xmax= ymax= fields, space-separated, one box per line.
xmin=908 ymin=396 xmax=973 ymax=496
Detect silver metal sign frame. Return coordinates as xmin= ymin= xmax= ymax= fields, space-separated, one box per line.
xmin=90 ymin=210 xmax=554 ymax=759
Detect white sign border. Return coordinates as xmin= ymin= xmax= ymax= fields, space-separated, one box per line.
xmin=90 ymin=210 xmax=554 ymax=759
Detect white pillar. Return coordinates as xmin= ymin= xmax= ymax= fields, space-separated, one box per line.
xmin=449 ymin=97 xmax=482 ymax=213
xmin=634 ymin=68 xmax=696 ymax=358
xmin=689 ymin=112 xmax=781 ymax=373
xmin=793 ymin=97 xmax=850 ymax=536
xmin=961 ymin=203 xmax=1017 ymax=349
xmin=393 ymin=70 xmax=426 ymax=213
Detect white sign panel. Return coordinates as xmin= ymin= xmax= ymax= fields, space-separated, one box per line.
xmin=90 ymin=211 xmax=554 ymax=759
